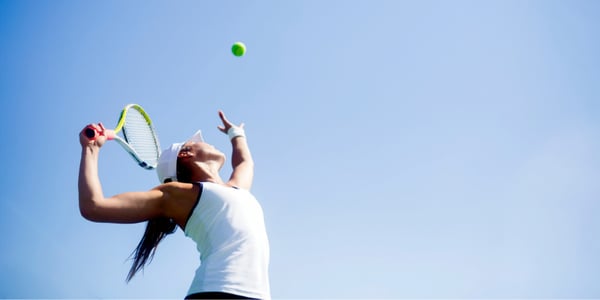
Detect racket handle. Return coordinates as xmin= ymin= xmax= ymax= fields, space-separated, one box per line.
xmin=85 ymin=127 xmax=97 ymax=138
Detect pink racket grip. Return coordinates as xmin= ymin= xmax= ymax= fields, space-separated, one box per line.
xmin=84 ymin=126 xmax=116 ymax=140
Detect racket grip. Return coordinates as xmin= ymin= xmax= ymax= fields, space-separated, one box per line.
xmin=85 ymin=127 xmax=97 ymax=139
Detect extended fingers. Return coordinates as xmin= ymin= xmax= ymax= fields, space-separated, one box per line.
xmin=217 ymin=110 xmax=245 ymax=134
xmin=218 ymin=110 xmax=232 ymax=125
xmin=218 ymin=110 xmax=232 ymax=131
xmin=81 ymin=123 xmax=108 ymax=141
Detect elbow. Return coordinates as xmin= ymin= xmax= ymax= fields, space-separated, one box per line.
xmin=79 ymin=202 xmax=103 ymax=222
xmin=79 ymin=205 xmax=95 ymax=221
xmin=233 ymin=158 xmax=254 ymax=170
xmin=244 ymin=161 xmax=255 ymax=174
xmin=245 ymin=156 xmax=255 ymax=168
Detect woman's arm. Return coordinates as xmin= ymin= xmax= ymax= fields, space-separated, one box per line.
xmin=78 ymin=123 xmax=167 ymax=223
xmin=217 ymin=110 xmax=254 ymax=190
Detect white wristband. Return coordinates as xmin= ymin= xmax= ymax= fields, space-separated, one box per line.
xmin=227 ymin=127 xmax=246 ymax=140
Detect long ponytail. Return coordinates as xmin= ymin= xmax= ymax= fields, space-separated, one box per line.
xmin=127 ymin=158 xmax=193 ymax=281
xmin=127 ymin=217 xmax=177 ymax=281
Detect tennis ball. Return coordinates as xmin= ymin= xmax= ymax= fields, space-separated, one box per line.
xmin=231 ymin=42 xmax=246 ymax=57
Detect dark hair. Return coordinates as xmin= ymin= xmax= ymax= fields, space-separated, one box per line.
xmin=127 ymin=217 xmax=177 ymax=281
xmin=126 ymin=157 xmax=194 ymax=282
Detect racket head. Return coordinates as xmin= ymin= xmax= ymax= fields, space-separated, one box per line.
xmin=115 ymin=104 xmax=161 ymax=169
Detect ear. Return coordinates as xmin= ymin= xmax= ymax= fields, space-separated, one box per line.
xmin=178 ymin=151 xmax=193 ymax=158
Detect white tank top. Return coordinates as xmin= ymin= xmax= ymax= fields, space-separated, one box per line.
xmin=184 ymin=182 xmax=270 ymax=299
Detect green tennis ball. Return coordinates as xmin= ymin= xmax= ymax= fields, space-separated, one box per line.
xmin=231 ymin=42 xmax=246 ymax=57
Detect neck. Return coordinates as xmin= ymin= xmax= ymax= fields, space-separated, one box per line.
xmin=190 ymin=161 xmax=224 ymax=184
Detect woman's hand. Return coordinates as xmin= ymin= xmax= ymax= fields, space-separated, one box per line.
xmin=80 ymin=123 xmax=108 ymax=148
xmin=217 ymin=110 xmax=244 ymax=134
xmin=217 ymin=110 xmax=253 ymax=190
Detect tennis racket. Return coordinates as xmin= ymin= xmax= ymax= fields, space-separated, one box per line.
xmin=85 ymin=104 xmax=161 ymax=170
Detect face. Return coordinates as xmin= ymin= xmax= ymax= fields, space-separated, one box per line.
xmin=175 ymin=141 xmax=226 ymax=182
xmin=178 ymin=141 xmax=225 ymax=165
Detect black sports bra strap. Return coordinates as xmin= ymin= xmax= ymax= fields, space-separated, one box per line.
xmin=183 ymin=182 xmax=203 ymax=230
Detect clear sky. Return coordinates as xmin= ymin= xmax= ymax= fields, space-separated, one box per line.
xmin=1 ymin=0 xmax=600 ymax=298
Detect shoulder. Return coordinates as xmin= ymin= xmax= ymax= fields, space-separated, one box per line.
xmin=152 ymin=182 xmax=201 ymax=208
xmin=154 ymin=181 xmax=197 ymax=194
xmin=153 ymin=182 xmax=203 ymax=228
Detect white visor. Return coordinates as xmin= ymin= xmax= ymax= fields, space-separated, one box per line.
xmin=156 ymin=130 xmax=204 ymax=183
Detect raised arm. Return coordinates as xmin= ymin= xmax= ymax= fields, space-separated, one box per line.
xmin=217 ymin=110 xmax=254 ymax=190
xmin=78 ymin=123 xmax=168 ymax=223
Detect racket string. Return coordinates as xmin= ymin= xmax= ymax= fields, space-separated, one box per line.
xmin=122 ymin=109 xmax=161 ymax=166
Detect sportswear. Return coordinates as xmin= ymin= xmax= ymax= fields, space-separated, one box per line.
xmin=184 ymin=182 xmax=270 ymax=299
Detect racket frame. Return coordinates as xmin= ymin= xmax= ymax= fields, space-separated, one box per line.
xmin=86 ymin=104 xmax=161 ymax=170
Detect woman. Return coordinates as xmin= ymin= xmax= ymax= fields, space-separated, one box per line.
xmin=78 ymin=110 xmax=270 ymax=299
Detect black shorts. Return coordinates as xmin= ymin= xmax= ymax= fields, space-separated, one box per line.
xmin=185 ymin=292 xmax=259 ymax=299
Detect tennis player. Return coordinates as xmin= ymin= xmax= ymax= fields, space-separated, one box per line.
xmin=78 ymin=110 xmax=270 ymax=299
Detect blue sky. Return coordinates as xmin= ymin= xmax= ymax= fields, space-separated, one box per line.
xmin=1 ymin=0 xmax=600 ymax=298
